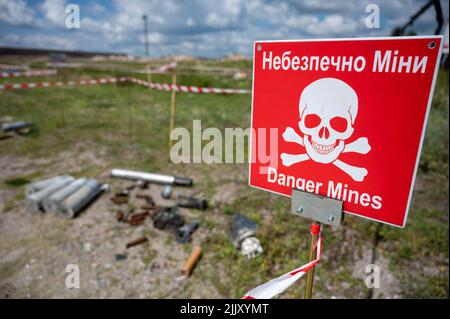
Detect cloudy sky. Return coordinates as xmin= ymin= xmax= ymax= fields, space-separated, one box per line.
xmin=0 ymin=0 xmax=448 ymax=57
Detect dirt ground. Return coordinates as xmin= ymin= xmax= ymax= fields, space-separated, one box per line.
xmin=0 ymin=139 xmax=448 ymax=299
xmin=0 ymin=146 xmax=226 ymax=298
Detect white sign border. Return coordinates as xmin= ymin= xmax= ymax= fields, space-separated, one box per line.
xmin=248 ymin=35 xmax=444 ymax=228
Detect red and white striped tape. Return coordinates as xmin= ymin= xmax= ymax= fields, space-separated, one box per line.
xmin=0 ymin=63 xmax=28 ymax=71
xmin=0 ymin=77 xmax=128 ymax=90
xmin=152 ymin=61 xmax=177 ymax=73
xmin=129 ymin=77 xmax=250 ymax=94
xmin=0 ymin=69 xmax=57 ymax=78
xmin=242 ymin=224 xmax=322 ymax=299
xmin=0 ymin=76 xmax=249 ymax=94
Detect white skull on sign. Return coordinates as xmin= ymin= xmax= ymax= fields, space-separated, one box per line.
xmin=281 ymin=77 xmax=372 ymax=182
xmin=299 ymin=77 xmax=357 ymax=163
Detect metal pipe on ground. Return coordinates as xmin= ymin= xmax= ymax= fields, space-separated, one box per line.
xmin=111 ymin=169 xmax=193 ymax=186
xmin=43 ymin=178 xmax=88 ymax=214
xmin=25 ymin=175 xmax=69 ymax=196
xmin=1 ymin=121 xmax=33 ymax=132
xmin=58 ymin=180 xmax=108 ymax=219
xmin=26 ymin=176 xmax=75 ymax=214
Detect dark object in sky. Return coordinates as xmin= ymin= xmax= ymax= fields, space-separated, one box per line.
xmin=392 ymin=0 xmax=444 ymax=36
xmin=142 ymin=14 xmax=149 ymax=58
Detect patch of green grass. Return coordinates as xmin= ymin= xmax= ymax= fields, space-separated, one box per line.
xmin=4 ymin=177 xmax=30 ymax=187
xmin=420 ymin=70 xmax=449 ymax=175
xmin=382 ymin=208 xmax=449 ymax=262
xmin=3 ymin=172 xmax=42 ymax=188
xmin=401 ymin=272 xmax=449 ymax=299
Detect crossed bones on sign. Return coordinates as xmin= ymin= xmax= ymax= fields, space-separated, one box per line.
xmin=280 ymin=127 xmax=371 ymax=182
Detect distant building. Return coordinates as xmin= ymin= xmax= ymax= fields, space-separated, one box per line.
xmin=222 ymin=53 xmax=250 ymax=61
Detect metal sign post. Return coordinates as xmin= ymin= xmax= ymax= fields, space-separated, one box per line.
xmin=304 ymin=221 xmax=320 ymax=299
xmin=291 ymin=189 xmax=343 ymax=298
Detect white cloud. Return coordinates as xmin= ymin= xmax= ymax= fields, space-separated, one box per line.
xmin=206 ymin=13 xmax=228 ymax=28
xmin=140 ymin=32 xmax=163 ymax=44
xmin=308 ymin=14 xmax=358 ymax=35
xmin=40 ymin=0 xmax=67 ymax=26
xmin=0 ymin=0 xmax=35 ymax=26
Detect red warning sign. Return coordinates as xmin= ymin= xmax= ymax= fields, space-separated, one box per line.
xmin=249 ymin=36 xmax=443 ymax=227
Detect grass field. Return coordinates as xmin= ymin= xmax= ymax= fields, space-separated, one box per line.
xmin=0 ymin=61 xmax=448 ymax=298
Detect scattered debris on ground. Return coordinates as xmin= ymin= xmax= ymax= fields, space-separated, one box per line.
xmin=182 ymin=246 xmax=202 ymax=277
xmin=231 ymin=213 xmax=264 ymax=260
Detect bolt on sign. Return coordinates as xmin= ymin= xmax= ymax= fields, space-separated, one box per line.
xmin=249 ymin=36 xmax=443 ymax=228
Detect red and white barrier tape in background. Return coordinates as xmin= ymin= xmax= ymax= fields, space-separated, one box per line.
xmin=0 ymin=77 xmax=128 ymax=90
xmin=46 ymin=61 xmax=178 ymax=75
xmin=129 ymin=77 xmax=250 ymax=94
xmin=0 ymin=69 xmax=57 ymax=78
xmin=0 ymin=76 xmax=250 ymax=94
xmin=0 ymin=63 xmax=28 ymax=71
xmin=152 ymin=61 xmax=178 ymax=73
xmin=242 ymin=223 xmax=322 ymax=299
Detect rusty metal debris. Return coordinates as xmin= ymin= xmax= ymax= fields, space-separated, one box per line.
xmin=116 ymin=210 xmax=125 ymax=222
xmin=117 ymin=208 xmax=153 ymax=226
xmin=110 ymin=191 xmax=129 ymax=205
xmin=126 ymin=236 xmax=148 ymax=249
xmin=129 ymin=211 xmax=149 ymax=220
xmin=128 ymin=219 xmax=145 ymax=226
xmin=127 ymin=211 xmax=149 ymax=225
